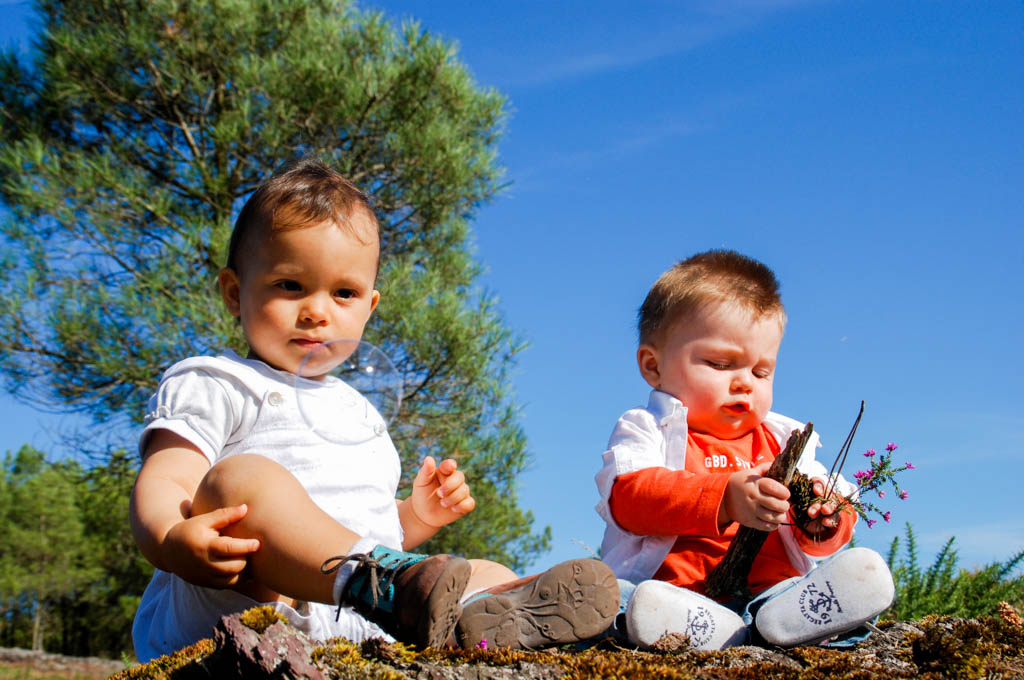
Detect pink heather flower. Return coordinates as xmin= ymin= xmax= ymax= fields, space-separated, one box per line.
xmin=853 ymin=470 xmax=870 ymax=480
xmin=476 ymin=638 xmax=488 ymax=650
xmin=886 ymin=442 xmax=898 ymax=452
xmin=899 ymin=490 xmax=908 ymax=500
xmin=905 ymin=462 xmax=915 ymax=469
xmin=864 ymin=449 xmax=876 ymax=457
xmin=883 ymin=511 xmax=892 ymax=523
xmin=866 ymin=519 xmax=877 ymax=528
xmin=878 ymin=491 xmax=886 ymax=498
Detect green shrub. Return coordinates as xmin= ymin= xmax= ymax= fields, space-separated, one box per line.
xmin=884 ymin=522 xmax=1024 ymax=620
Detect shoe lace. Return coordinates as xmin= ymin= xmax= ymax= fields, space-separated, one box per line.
xmin=321 ymin=552 xmax=416 ymax=621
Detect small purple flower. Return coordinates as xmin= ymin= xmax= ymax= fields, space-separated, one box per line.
xmin=899 ymin=490 xmax=908 ymax=500
xmin=476 ymin=638 xmax=488 ymax=650
xmin=883 ymin=511 xmax=892 ymax=523
xmin=853 ymin=469 xmax=871 ymax=480
xmin=866 ymin=519 xmax=877 ymax=528
xmin=886 ymin=442 xmax=898 ymax=452
xmin=864 ymin=449 xmax=876 ymax=457
xmin=905 ymin=462 xmax=915 ymax=469
xmin=878 ymin=490 xmax=886 ymax=499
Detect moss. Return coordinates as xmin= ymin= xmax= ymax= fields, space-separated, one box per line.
xmin=107 ymin=638 xmax=215 ymax=680
xmin=312 ymin=638 xmax=368 ymax=668
xmin=788 ymin=645 xmax=916 ymax=679
xmin=101 ymin=613 xmax=1024 ymax=679
xmin=358 ymin=638 xmax=417 ymax=665
xmin=237 ymin=605 xmax=288 ymax=634
xmin=312 ymin=638 xmax=406 ymax=680
xmin=787 ymin=471 xmax=818 ymax=527
xmin=911 ymin=615 xmax=1024 ymax=679
xmin=418 ymin=644 xmax=553 ymax=667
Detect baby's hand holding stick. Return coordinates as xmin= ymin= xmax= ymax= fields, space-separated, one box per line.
xmin=705 ymin=423 xmax=814 ymax=601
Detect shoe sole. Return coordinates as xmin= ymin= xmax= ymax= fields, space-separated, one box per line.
xmin=626 ymin=580 xmax=748 ymax=650
xmin=455 ymin=559 xmax=619 ymax=650
xmin=755 ymin=547 xmax=895 ymax=647
xmin=418 ymin=557 xmax=473 ymax=648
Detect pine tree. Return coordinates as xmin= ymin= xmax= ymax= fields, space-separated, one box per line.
xmin=0 ymin=446 xmax=100 ymax=652
xmin=0 ymin=0 xmax=548 ymax=569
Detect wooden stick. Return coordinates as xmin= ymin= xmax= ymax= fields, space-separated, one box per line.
xmin=704 ymin=422 xmax=814 ymax=601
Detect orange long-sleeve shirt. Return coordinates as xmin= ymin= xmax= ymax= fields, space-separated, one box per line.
xmin=608 ymin=423 xmax=854 ymax=600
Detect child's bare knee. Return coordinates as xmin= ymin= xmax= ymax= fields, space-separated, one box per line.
xmin=193 ymin=453 xmax=293 ymax=513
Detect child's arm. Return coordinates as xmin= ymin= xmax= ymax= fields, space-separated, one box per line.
xmin=397 ymin=456 xmax=475 ymax=550
xmin=130 ymin=429 xmax=260 ymax=587
xmin=720 ymin=461 xmax=792 ymax=531
xmin=611 ymin=466 xmax=729 ymax=536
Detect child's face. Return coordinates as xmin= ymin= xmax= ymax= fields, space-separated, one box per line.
xmin=218 ymin=211 xmax=380 ymax=377
xmin=637 ymin=302 xmax=783 ymax=439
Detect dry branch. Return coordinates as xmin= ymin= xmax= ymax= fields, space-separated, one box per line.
xmin=704 ymin=422 xmax=814 ymax=601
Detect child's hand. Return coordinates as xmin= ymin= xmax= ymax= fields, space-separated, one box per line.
xmin=799 ymin=477 xmax=843 ymax=536
xmin=409 ymin=456 xmax=476 ymax=529
xmin=161 ymin=504 xmax=260 ymax=588
xmin=722 ymin=462 xmax=791 ymax=531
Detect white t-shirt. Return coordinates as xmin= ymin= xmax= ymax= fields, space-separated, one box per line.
xmin=132 ymin=351 xmax=403 ymax=661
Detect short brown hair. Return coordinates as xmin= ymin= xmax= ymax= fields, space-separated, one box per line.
xmin=638 ymin=249 xmax=785 ymax=345
xmin=226 ymin=157 xmax=378 ymax=273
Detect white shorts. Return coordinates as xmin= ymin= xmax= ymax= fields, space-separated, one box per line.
xmin=132 ymin=570 xmax=392 ymax=662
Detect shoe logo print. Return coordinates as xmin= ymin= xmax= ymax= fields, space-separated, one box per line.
xmin=797 ymin=580 xmax=843 ymax=626
xmin=686 ymin=606 xmax=716 ymax=647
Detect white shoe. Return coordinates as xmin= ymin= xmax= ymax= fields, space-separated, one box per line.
xmin=625 ymin=580 xmax=748 ymax=650
xmin=754 ymin=547 xmax=895 ymax=647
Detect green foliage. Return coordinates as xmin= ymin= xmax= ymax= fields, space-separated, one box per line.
xmin=884 ymin=522 xmax=1024 ymax=621
xmin=0 ymin=447 xmax=151 ymax=657
xmin=0 ymin=0 xmax=547 ymax=569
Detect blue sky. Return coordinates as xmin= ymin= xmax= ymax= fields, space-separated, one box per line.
xmin=1 ymin=0 xmax=1022 ymax=576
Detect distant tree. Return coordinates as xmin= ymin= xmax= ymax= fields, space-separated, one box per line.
xmin=0 ymin=0 xmax=548 ymax=568
xmin=0 ymin=446 xmax=100 ymax=652
xmin=71 ymin=449 xmax=154 ymax=656
xmin=0 ymin=447 xmax=151 ymax=657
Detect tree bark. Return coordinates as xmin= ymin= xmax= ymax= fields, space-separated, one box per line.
xmin=704 ymin=422 xmax=814 ymax=601
xmin=31 ymin=602 xmax=43 ymax=652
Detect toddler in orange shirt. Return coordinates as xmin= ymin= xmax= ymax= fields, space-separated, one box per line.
xmin=594 ymin=250 xmax=894 ymax=649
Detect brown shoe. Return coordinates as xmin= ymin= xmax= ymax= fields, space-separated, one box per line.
xmin=455 ymin=559 xmax=619 ymax=650
xmin=323 ymin=547 xmax=471 ymax=648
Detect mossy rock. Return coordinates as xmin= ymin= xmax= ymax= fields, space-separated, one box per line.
xmin=112 ymin=607 xmax=1024 ymax=679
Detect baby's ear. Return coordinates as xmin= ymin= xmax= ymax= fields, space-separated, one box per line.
xmin=636 ymin=345 xmax=662 ymax=389
xmin=218 ymin=268 xmax=242 ymax=316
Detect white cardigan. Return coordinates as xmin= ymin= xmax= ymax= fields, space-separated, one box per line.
xmin=594 ymin=390 xmax=857 ymax=584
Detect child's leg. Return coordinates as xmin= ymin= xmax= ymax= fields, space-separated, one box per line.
xmin=464 ymin=559 xmax=519 ymax=598
xmin=191 ymin=453 xmax=471 ymax=648
xmin=753 ymin=547 xmax=894 ymax=647
xmin=624 ymin=580 xmax=748 ymax=650
xmin=191 ymin=453 xmax=359 ymax=605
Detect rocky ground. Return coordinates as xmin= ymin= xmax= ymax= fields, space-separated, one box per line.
xmin=103 ymin=605 xmax=1024 ymax=679
xmin=6 ymin=604 xmax=1022 ymax=679
xmin=0 ymin=647 xmax=125 ymax=679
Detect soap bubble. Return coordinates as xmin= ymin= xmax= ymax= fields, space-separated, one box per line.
xmin=295 ymin=339 xmax=403 ymax=445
